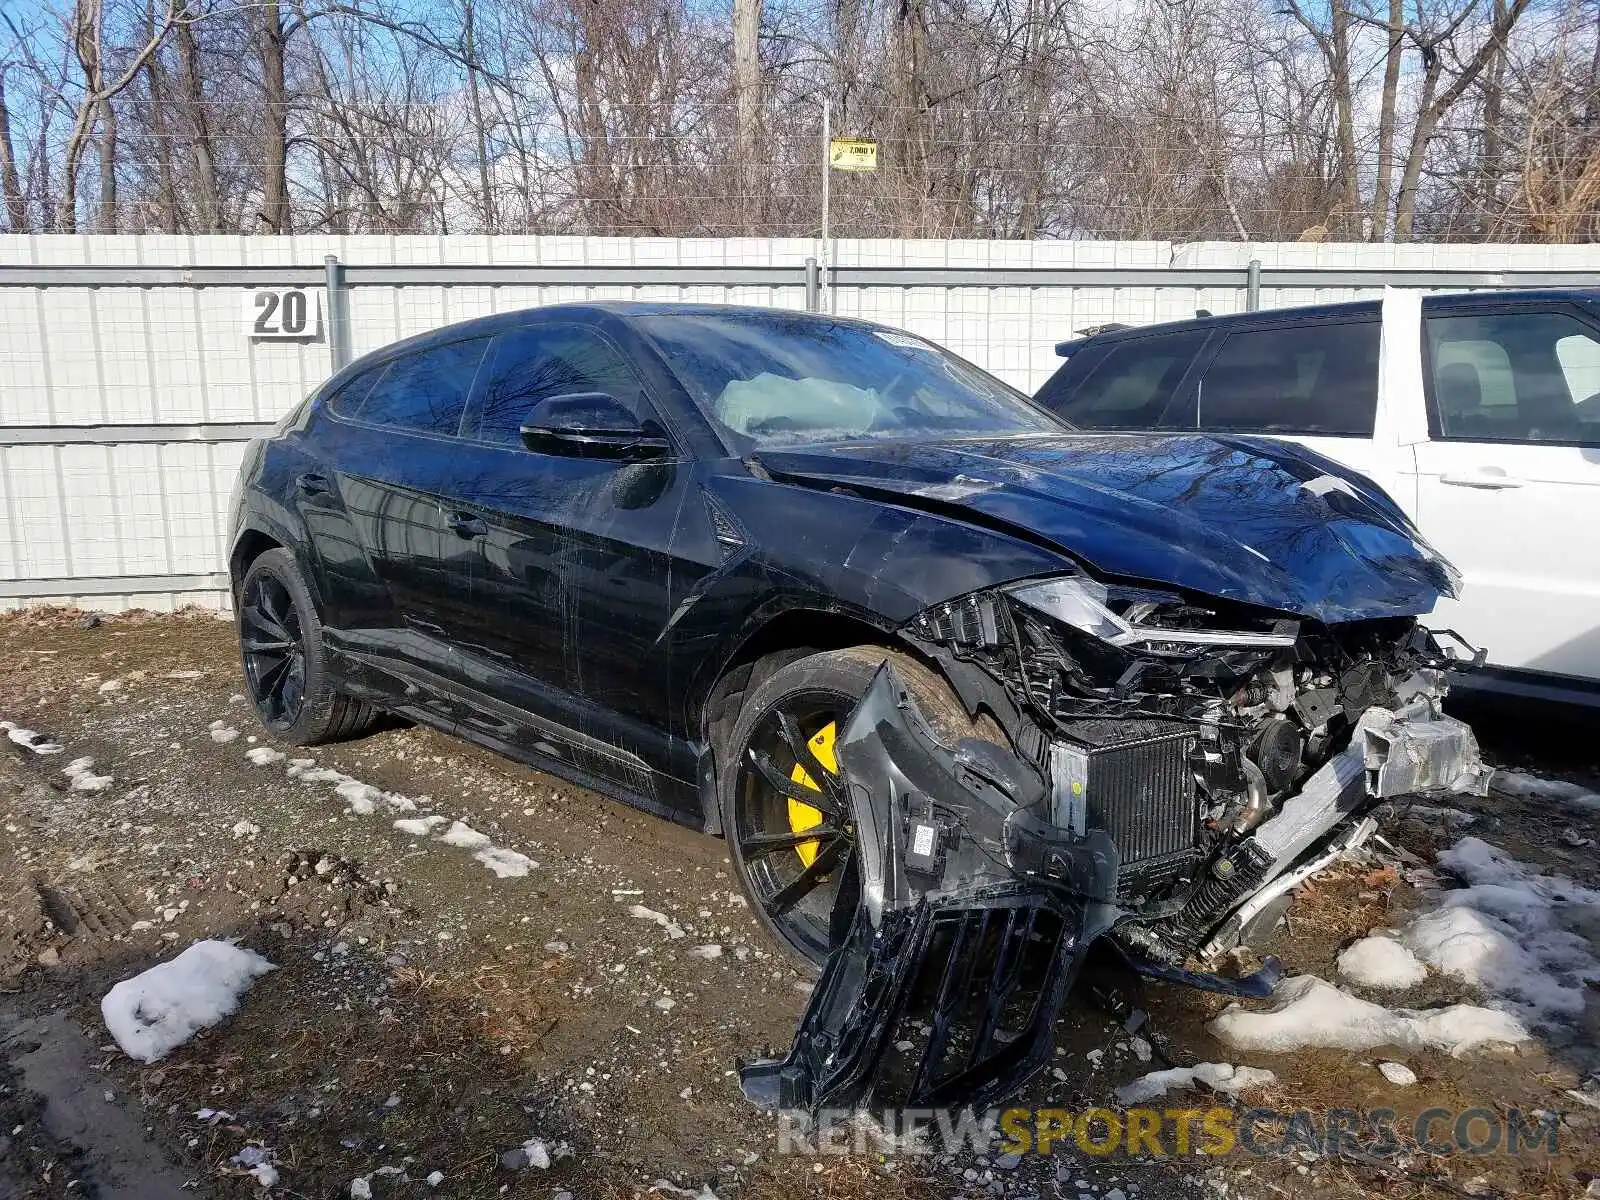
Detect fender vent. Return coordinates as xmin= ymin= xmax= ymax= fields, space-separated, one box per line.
xmin=701 ymin=492 xmax=747 ymax=558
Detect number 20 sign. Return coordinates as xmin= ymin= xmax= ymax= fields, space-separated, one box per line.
xmin=244 ymin=288 xmax=322 ymax=339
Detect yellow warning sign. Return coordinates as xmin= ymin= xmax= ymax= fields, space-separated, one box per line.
xmin=829 ymin=137 xmax=878 ymax=171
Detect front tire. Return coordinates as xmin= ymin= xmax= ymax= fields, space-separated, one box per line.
xmin=716 ymin=646 xmax=1002 ymax=969
xmin=237 ymin=548 xmax=378 ymax=745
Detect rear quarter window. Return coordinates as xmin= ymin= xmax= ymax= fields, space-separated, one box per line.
xmin=1036 ymin=332 xmax=1204 ymax=429
xmin=342 ymin=338 xmax=491 ymax=437
xmin=320 ymin=366 xmax=384 ymax=423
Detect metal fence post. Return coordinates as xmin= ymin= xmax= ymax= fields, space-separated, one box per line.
xmin=324 ymin=254 xmax=350 ymax=370
xmin=1246 ymin=258 xmax=1262 ymax=311
xmin=804 ymin=257 xmax=820 ymax=311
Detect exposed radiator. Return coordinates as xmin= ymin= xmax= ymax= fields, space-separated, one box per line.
xmin=1049 ymin=719 xmax=1201 ymax=900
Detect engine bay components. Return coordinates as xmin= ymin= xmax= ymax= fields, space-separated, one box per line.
xmin=742 ymin=581 xmax=1488 ymax=1117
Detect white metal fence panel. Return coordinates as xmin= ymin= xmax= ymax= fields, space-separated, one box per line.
xmin=2 ymin=234 xmax=1598 ymax=611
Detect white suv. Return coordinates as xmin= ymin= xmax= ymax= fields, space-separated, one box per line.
xmin=1036 ymin=287 xmax=1600 ymax=705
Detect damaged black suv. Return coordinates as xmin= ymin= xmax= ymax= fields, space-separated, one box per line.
xmin=228 ymin=303 xmax=1486 ymax=1113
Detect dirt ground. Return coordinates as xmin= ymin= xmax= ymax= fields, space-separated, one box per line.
xmin=0 ymin=610 xmax=1596 ymax=1200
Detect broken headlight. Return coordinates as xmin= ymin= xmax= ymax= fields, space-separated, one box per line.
xmin=1007 ymin=574 xmax=1299 ymax=656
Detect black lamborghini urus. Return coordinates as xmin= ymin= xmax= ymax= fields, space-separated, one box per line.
xmin=229 ymin=303 xmax=1481 ymax=1112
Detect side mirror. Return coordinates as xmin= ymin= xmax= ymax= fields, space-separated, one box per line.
xmin=519 ymin=392 xmax=670 ymax=460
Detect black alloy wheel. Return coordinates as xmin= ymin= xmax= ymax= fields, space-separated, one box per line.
xmin=718 ymin=645 xmax=1004 ymax=971
xmin=729 ymin=687 xmax=859 ymax=966
xmin=234 ymin=547 xmax=379 ymax=745
xmin=241 ymin=572 xmax=307 ymax=728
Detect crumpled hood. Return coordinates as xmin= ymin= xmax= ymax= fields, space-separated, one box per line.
xmin=755 ymin=433 xmax=1458 ymax=623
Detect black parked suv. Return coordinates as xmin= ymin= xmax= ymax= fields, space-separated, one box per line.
xmin=229 ymin=302 xmax=1483 ymax=1113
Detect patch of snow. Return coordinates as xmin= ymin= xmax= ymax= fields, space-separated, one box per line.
xmin=98 ymin=679 xmax=122 ymax=694
xmin=1115 ymin=1062 xmax=1277 ymax=1105
xmin=687 ymin=944 xmax=722 ymax=960
xmin=1491 ymin=769 xmax=1600 ymax=812
xmin=335 ymin=780 xmax=382 ymax=815
xmin=649 ymin=1180 xmax=721 ymax=1200
xmin=101 ymin=940 xmax=276 ymax=1062
xmin=474 ymin=846 xmax=535 ymax=878
xmin=1 ymin=721 xmax=64 ymax=755
xmin=629 ymin=904 xmax=685 ymax=939
xmin=521 ymin=1138 xmax=551 ymax=1169
xmin=62 ymin=757 xmax=114 ymax=792
xmin=1377 ymin=1061 xmax=1417 ymax=1086
xmin=288 ymin=764 xmax=349 ymax=785
xmin=427 ymin=1171 xmax=445 ymax=1187
xmin=231 ymin=820 xmax=261 ymax=839
xmin=245 ymin=747 xmax=285 ymax=766
xmin=1337 ymin=935 xmax=1427 ymax=989
xmin=1401 ymin=836 xmax=1600 ymax=1022
xmin=1207 ymin=974 xmax=1529 ymax=1057
xmin=349 ymin=1178 xmax=372 ymax=1200
xmin=208 ymin=721 xmax=240 ymax=744
xmin=439 ymin=820 xmax=492 ymax=851
xmin=395 ymin=816 xmax=448 ymax=837
xmin=232 ymin=1147 xmax=278 ymax=1188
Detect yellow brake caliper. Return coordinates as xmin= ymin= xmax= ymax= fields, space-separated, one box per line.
xmin=786 ymin=721 xmax=836 ymax=868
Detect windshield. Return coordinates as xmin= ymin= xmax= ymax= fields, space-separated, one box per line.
xmin=636 ymin=310 xmax=1066 ymax=449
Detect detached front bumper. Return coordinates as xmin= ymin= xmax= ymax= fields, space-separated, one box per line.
xmin=740 ymin=662 xmax=1121 ymax=1114
xmin=739 ymin=666 xmax=1487 ymax=1116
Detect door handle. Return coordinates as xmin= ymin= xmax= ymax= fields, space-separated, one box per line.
xmin=295 ymin=472 xmax=332 ymax=496
xmin=1439 ymin=469 xmax=1524 ymax=490
xmin=448 ymin=512 xmax=488 ymax=539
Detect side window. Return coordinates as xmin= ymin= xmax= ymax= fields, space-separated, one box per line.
xmin=322 ymin=366 xmax=383 ymax=421
xmin=1426 ymin=310 xmax=1600 ymax=445
xmin=1040 ymin=332 xmax=1205 ymax=429
xmin=1196 ymin=321 xmax=1379 ymax=436
xmin=472 ymin=324 xmax=652 ymax=447
xmin=351 ymin=337 xmax=490 ymax=436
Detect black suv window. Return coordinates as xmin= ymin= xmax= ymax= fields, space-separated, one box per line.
xmin=1194 ymin=321 xmax=1379 ymax=436
xmin=349 ymin=337 xmax=490 ymax=436
xmin=472 ymin=324 xmax=651 ymax=447
xmin=1037 ymin=332 xmax=1203 ymax=428
xmin=1425 ymin=309 xmax=1600 ymax=446
xmin=322 ymin=365 xmax=383 ymax=420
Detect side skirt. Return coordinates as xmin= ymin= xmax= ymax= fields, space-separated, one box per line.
xmin=326 ymin=645 xmax=705 ymax=833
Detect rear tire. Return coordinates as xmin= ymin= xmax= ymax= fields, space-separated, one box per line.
xmin=716 ymin=645 xmax=1003 ymax=970
xmin=237 ymin=548 xmax=379 ymax=746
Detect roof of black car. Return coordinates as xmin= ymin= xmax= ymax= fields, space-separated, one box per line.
xmin=1053 ymin=287 xmax=1600 ymax=356
xmin=329 ymin=301 xmax=872 ymax=383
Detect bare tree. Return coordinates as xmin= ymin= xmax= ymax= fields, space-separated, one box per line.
xmin=56 ymin=0 xmax=179 ymax=233
xmin=0 ymin=0 xmax=1580 ymax=241
xmin=0 ymin=71 xmax=28 ymax=230
xmin=1393 ymin=0 xmax=1532 ymax=242
xmin=732 ymin=0 xmax=761 ymax=229
xmin=1367 ymin=0 xmax=1406 ymax=239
